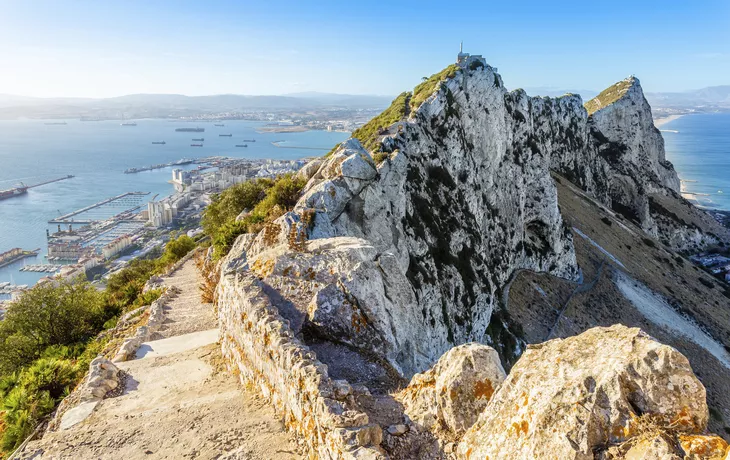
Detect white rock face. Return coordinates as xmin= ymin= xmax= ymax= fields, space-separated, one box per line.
xmin=457 ymin=325 xmax=709 ymax=460
xmin=229 ymin=62 xmax=721 ymax=378
xmin=397 ymin=343 xmax=506 ymax=439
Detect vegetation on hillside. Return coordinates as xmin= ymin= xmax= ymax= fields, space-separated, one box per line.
xmin=584 ymin=78 xmax=634 ymax=115
xmin=202 ymin=173 xmax=307 ymax=260
xmin=410 ymin=64 xmax=459 ymax=112
xmin=350 ymin=64 xmax=460 ymax=155
xmin=351 ymin=92 xmax=411 ymax=153
xmin=0 ymin=235 xmax=198 ymax=455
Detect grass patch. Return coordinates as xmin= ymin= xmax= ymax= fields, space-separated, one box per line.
xmin=351 ymin=92 xmax=410 ymax=153
xmin=584 ymin=77 xmax=634 ymax=115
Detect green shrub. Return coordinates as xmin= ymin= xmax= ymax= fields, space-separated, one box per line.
xmin=159 ymin=234 xmax=196 ymax=267
xmin=372 ymin=152 xmax=389 ymax=165
xmin=0 ymin=280 xmax=104 ymax=374
xmin=0 ymin=357 xmax=80 ymax=451
xmin=203 ymin=174 xmax=307 ymax=260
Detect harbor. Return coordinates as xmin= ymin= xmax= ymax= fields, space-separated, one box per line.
xmin=49 ymin=191 xmax=150 ymax=224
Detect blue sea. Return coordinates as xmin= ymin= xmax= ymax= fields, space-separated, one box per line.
xmin=662 ymin=113 xmax=730 ymax=210
xmin=0 ymin=119 xmax=349 ymax=285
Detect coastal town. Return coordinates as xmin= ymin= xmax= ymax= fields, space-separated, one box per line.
xmin=0 ymin=156 xmax=306 ymax=314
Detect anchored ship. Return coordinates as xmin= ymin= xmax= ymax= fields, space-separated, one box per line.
xmin=242 ymin=139 xmax=256 ymax=142
xmin=152 ymin=141 xmax=166 ymax=145
xmin=121 ymin=122 xmax=137 ymax=126
xmin=0 ymin=186 xmax=28 ymax=201
xmin=191 ymin=144 xmax=203 ymax=147
xmin=175 ymin=127 xmax=205 ymax=132
xmin=219 ymin=134 xmax=233 ymax=137
xmin=235 ymin=144 xmax=248 ymax=147
xmin=214 ymin=124 xmax=225 ymax=127
xmin=192 ymin=138 xmax=204 ymax=141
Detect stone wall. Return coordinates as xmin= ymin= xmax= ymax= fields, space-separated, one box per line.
xmin=217 ymin=267 xmax=385 ymax=459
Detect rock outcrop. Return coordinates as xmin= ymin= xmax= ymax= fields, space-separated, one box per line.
xmin=457 ymin=325 xmax=711 ymax=459
xmin=215 ymin=56 xmax=730 ymax=459
xmin=397 ymin=343 xmax=505 ymax=440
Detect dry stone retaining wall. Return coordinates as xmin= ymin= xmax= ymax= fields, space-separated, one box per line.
xmin=112 ymin=286 xmax=179 ymax=362
xmin=217 ymin=269 xmax=385 ymax=459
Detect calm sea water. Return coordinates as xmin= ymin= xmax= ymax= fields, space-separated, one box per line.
xmin=0 ymin=119 xmax=349 ymax=285
xmin=662 ymin=113 xmax=730 ymax=210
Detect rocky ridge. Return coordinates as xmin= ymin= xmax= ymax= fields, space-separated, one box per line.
xmin=215 ymin=56 xmax=730 ymax=458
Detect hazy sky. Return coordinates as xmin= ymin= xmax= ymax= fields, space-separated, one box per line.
xmin=1 ymin=0 xmax=729 ymax=98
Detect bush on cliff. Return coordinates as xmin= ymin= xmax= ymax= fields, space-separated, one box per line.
xmin=203 ymin=173 xmax=307 ymax=260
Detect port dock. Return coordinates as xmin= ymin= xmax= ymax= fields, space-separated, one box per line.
xmin=271 ymin=141 xmax=330 ymax=151
xmin=124 ymin=159 xmax=194 ymax=174
xmin=26 ymin=175 xmax=75 ymax=189
xmin=49 ymin=192 xmax=150 ymax=224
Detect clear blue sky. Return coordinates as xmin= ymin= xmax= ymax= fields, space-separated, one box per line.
xmin=1 ymin=0 xmax=728 ymax=98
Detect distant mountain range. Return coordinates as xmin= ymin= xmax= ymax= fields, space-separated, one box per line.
xmin=1 ymin=84 xmax=728 ymax=120
xmin=0 ymin=92 xmax=394 ymax=120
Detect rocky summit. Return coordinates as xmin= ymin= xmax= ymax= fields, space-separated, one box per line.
xmin=215 ymin=54 xmax=730 ymax=459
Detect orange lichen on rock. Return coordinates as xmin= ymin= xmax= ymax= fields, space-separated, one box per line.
xmin=474 ymin=379 xmax=494 ymax=400
xmin=678 ymin=434 xmax=728 ymax=459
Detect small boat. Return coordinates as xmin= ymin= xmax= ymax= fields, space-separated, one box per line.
xmin=214 ymin=124 xmax=225 ymax=127
xmin=242 ymin=139 xmax=256 ymax=142
xmin=152 ymin=141 xmax=166 ymax=145
xmin=191 ymin=143 xmax=203 ymax=147
xmin=235 ymin=144 xmax=248 ymax=148
xmin=192 ymin=138 xmax=204 ymax=142
xmin=219 ymin=134 xmax=233 ymax=137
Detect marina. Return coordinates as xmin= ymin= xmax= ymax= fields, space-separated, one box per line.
xmin=19 ymin=264 xmax=61 ymax=273
xmin=49 ymin=191 xmax=150 ymax=224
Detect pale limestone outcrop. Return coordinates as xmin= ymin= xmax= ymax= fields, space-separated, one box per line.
xmin=457 ymin=325 xmax=709 ymax=460
xmin=396 ymin=343 xmax=505 ymax=440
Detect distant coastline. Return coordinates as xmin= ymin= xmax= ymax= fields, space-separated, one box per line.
xmin=654 ymin=114 xmax=685 ymax=128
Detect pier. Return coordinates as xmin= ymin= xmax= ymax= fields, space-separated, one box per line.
xmin=49 ymin=192 xmax=150 ymax=224
xmin=124 ymin=159 xmax=194 ymax=174
xmin=270 ymin=141 xmax=330 ymax=151
xmin=27 ymin=175 xmax=75 ymax=189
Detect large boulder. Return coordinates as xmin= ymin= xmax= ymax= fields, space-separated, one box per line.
xmin=397 ymin=343 xmax=506 ymax=440
xmin=458 ymin=325 xmax=709 ymax=459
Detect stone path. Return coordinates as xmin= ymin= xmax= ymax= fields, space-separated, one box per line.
xmin=19 ymin=258 xmax=301 ymax=460
xmin=158 ymin=260 xmax=217 ymax=338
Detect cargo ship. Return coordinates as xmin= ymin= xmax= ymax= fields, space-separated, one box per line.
xmin=235 ymin=144 xmax=248 ymax=148
xmin=219 ymin=134 xmax=233 ymax=137
xmin=175 ymin=127 xmax=205 ymax=132
xmin=44 ymin=122 xmax=67 ymax=125
xmin=242 ymin=139 xmax=256 ymax=142
xmin=152 ymin=141 xmax=166 ymax=145
xmin=191 ymin=143 xmax=203 ymax=147
xmin=214 ymin=124 xmax=225 ymax=127
xmin=121 ymin=122 xmax=137 ymax=126
xmin=192 ymin=138 xmax=204 ymax=142
xmin=0 ymin=248 xmax=39 ymax=269
xmin=0 ymin=186 xmax=28 ymax=201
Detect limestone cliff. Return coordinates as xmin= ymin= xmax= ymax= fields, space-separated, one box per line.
xmin=216 ymin=56 xmax=730 ymax=459
xmin=236 ymin=57 xmax=726 ymax=380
